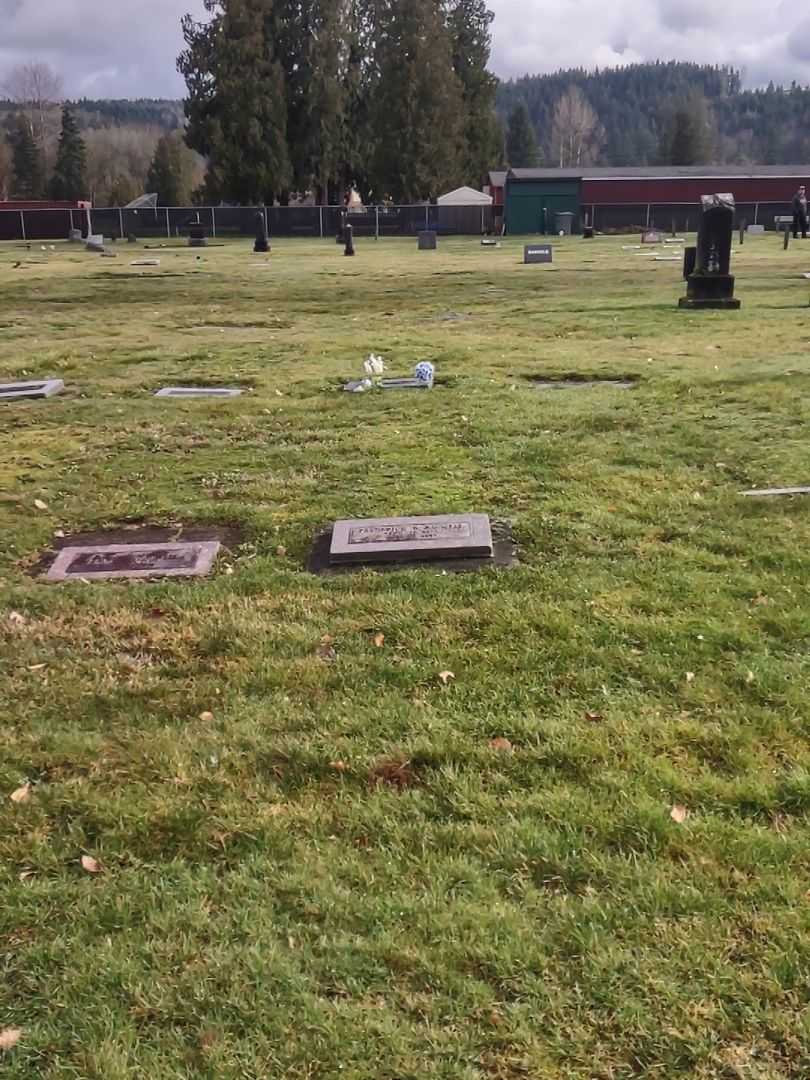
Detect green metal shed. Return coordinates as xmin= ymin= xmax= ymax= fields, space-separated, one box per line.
xmin=505 ymin=169 xmax=583 ymax=235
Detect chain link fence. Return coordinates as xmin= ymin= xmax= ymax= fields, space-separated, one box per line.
xmin=0 ymin=203 xmax=494 ymax=243
xmin=1 ymin=200 xmax=797 ymax=243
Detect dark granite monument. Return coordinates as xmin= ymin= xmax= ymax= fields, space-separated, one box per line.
xmin=329 ymin=514 xmax=493 ymax=565
xmin=683 ymin=246 xmax=697 ymax=280
xmin=47 ymin=541 xmax=221 ymax=582
xmin=254 ymin=209 xmax=270 ymax=253
xmin=679 ymin=193 xmax=741 ymax=310
xmin=344 ymin=224 xmax=355 ymax=256
xmin=523 ymin=244 xmax=552 ymax=264
xmin=0 ymin=379 xmax=65 ymax=401
xmin=188 ymin=218 xmax=208 ymax=248
xmin=418 ymin=231 xmax=437 ymax=250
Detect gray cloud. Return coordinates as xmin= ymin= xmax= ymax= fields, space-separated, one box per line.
xmin=0 ymin=0 xmax=808 ymax=98
xmin=488 ymin=0 xmax=810 ymax=88
xmin=0 ymin=0 xmax=208 ymax=98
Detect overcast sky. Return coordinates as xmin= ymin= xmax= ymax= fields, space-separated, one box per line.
xmin=0 ymin=0 xmax=808 ymax=99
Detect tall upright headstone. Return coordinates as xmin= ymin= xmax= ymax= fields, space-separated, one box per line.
xmin=344 ymin=224 xmax=355 ymax=257
xmin=679 ymin=193 xmax=741 ymax=310
xmin=254 ymin=209 xmax=270 ymax=253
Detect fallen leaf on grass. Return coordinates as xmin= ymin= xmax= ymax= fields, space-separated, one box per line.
xmin=670 ymin=804 xmax=689 ymax=824
xmin=8 ymin=611 xmax=27 ymax=626
xmin=372 ymin=632 xmax=385 ymax=648
xmin=438 ymin=670 xmax=455 ymax=685
xmin=584 ymin=711 xmax=604 ymax=722
xmin=28 ymin=663 xmax=46 ymax=672
xmin=276 ymin=545 xmax=287 ymax=557
xmin=746 ymin=670 xmax=755 ymax=684
xmin=18 ymin=869 xmax=37 ymax=883
xmin=10 ymin=783 xmax=32 ymax=804
xmin=317 ymin=635 xmax=337 ymax=662
xmin=685 ymin=672 xmax=695 ymax=683
xmin=33 ymin=499 xmax=48 ymax=511
xmin=369 ymin=758 xmax=417 ymax=790
xmin=81 ymin=855 xmax=103 ymax=874
xmin=199 ymin=711 xmax=214 ymax=722
xmin=329 ymin=760 xmax=347 ymax=772
xmin=488 ymin=737 xmax=513 ymax=753
xmin=0 ymin=1028 xmax=22 ymax=1052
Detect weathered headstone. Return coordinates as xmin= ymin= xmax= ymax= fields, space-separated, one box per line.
xmin=0 ymin=379 xmax=65 ymax=401
xmin=68 ymin=228 xmax=82 ymax=243
xmin=642 ymin=230 xmax=664 ymax=244
xmin=254 ymin=209 xmax=270 ymax=253
xmin=155 ymin=387 xmax=243 ymax=398
xmin=344 ymin=224 xmax=355 ymax=256
xmin=683 ymin=246 xmax=697 ymax=280
xmin=523 ymin=244 xmax=552 ymax=264
xmin=747 ymin=224 xmax=765 ymax=235
xmin=418 ymin=230 xmax=437 ymax=250
xmin=679 ymin=193 xmax=741 ymax=310
xmin=481 ymin=238 xmax=499 ymax=247
xmin=47 ymin=541 xmax=221 ymax=582
xmin=329 ymin=514 xmax=493 ymax=565
xmin=188 ymin=221 xmax=207 ymax=248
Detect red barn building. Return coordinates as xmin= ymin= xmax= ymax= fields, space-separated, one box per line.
xmin=503 ymin=166 xmax=810 ymax=234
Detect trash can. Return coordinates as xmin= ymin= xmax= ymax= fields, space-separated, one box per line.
xmin=554 ymin=211 xmax=575 ymax=236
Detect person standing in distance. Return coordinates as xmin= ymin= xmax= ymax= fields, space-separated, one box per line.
xmin=792 ymin=185 xmax=808 ymax=240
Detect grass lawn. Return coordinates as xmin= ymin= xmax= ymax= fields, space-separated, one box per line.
xmin=2 ymin=231 xmax=810 ymax=1079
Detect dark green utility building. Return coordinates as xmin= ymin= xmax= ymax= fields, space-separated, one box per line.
xmin=505 ymin=169 xmax=582 ymax=235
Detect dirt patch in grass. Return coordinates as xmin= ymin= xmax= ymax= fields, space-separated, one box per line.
xmin=526 ymin=372 xmax=641 ymax=390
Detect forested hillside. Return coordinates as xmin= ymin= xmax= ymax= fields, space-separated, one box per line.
xmin=497 ymin=62 xmax=810 ymax=167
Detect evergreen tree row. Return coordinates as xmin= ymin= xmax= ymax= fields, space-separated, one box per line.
xmin=498 ymin=62 xmax=810 ymax=168
xmin=178 ymin=0 xmax=501 ymax=204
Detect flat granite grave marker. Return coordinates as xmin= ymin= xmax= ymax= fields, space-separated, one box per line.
xmin=47 ymin=541 xmax=221 ymax=582
xmin=418 ymin=231 xmax=437 ymax=250
xmin=155 ymin=387 xmax=243 ymax=398
xmin=379 ymin=377 xmax=430 ymax=390
xmin=0 ymin=379 xmax=64 ymax=401
xmin=524 ymin=244 xmax=552 ymax=264
xmin=741 ymin=485 xmax=810 ymax=498
xmin=330 ymin=514 xmax=493 ymax=565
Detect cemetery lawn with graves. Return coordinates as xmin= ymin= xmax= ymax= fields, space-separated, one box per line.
xmin=2 ymin=232 xmax=810 ymax=1080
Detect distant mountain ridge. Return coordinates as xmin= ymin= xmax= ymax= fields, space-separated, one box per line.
xmin=496 ymin=62 xmax=810 ymax=166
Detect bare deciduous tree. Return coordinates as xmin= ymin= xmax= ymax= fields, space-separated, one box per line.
xmin=3 ymin=61 xmax=64 ymax=160
xmin=550 ymin=86 xmax=604 ymax=168
xmin=84 ymin=126 xmax=163 ymax=206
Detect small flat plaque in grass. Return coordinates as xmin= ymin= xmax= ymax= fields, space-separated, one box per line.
xmin=330 ymin=513 xmax=493 ymax=565
xmin=0 ymin=379 xmax=64 ymax=401
xmin=46 ymin=541 xmax=221 ymax=582
xmin=155 ymin=387 xmax=243 ymax=398
xmin=379 ymin=377 xmax=431 ymax=390
xmin=524 ymin=245 xmax=552 ymax=264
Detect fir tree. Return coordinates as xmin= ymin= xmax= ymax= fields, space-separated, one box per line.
xmin=146 ymin=132 xmax=185 ymax=205
xmin=49 ymin=105 xmax=87 ymax=200
xmin=506 ymin=102 xmax=538 ymax=167
xmin=179 ymin=0 xmax=291 ymax=203
xmin=659 ymin=93 xmax=712 ymax=165
xmin=369 ymin=0 xmax=466 ymax=201
xmin=446 ymin=0 xmax=500 ymax=183
xmin=10 ymin=114 xmax=45 ymax=198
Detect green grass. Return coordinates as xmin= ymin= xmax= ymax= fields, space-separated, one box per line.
xmin=2 ymin=232 xmax=810 ymax=1079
